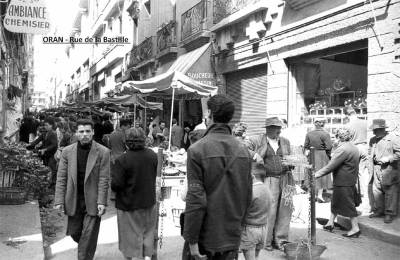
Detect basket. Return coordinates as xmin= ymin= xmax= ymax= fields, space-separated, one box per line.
xmin=284 ymin=242 xmax=326 ymax=260
xmin=0 ymin=168 xmax=18 ymax=188
xmin=0 ymin=187 xmax=26 ymax=205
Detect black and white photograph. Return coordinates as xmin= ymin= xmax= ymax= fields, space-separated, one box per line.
xmin=0 ymin=0 xmax=400 ymax=259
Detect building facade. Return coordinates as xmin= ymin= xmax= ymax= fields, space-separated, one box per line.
xmin=212 ymin=0 xmax=400 ymax=137
xmin=61 ymin=0 xmax=400 ymax=137
xmin=0 ymin=2 xmax=34 ymax=141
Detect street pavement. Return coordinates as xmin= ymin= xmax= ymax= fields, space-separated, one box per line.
xmin=46 ymin=194 xmax=400 ymax=260
xmin=0 ymin=201 xmax=44 ymax=260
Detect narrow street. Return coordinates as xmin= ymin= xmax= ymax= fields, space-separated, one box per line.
xmin=43 ymin=196 xmax=400 ymax=260
xmin=1 ymin=1 xmax=400 ymax=260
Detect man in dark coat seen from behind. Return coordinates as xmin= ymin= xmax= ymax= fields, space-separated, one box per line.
xmin=183 ymin=94 xmax=253 ymax=260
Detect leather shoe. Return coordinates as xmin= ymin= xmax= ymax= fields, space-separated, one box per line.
xmin=369 ymin=212 xmax=384 ymax=218
xmin=323 ymin=225 xmax=334 ymax=232
xmin=342 ymin=230 xmax=361 ymax=238
xmin=384 ymin=215 xmax=393 ymax=224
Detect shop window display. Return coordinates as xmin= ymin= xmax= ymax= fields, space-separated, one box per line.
xmin=289 ymin=48 xmax=368 ymax=135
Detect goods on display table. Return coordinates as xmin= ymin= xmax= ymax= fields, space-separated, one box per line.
xmin=0 ymin=142 xmax=51 ymax=205
xmin=150 ymin=146 xmax=187 ymax=201
xmin=302 ymin=90 xmax=367 ymax=134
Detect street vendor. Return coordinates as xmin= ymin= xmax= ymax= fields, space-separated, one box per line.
xmin=152 ymin=120 xmax=169 ymax=146
xmin=26 ymin=117 xmax=58 ymax=187
xmin=245 ymin=117 xmax=294 ymax=251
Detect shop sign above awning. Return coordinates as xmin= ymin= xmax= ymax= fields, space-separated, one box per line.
xmin=4 ymin=0 xmax=51 ymax=34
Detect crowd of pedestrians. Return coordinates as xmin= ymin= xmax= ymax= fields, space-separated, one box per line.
xmin=16 ymin=93 xmax=400 ymax=260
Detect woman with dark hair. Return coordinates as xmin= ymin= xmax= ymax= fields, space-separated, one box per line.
xmin=315 ymin=128 xmax=361 ymax=238
xmin=111 ymin=128 xmax=158 ymax=260
xmin=304 ymin=118 xmax=332 ymax=202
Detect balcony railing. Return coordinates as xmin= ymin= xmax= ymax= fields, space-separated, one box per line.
xmin=181 ymin=0 xmax=207 ymax=41
xmin=157 ymin=20 xmax=177 ymax=53
xmin=213 ymin=0 xmax=262 ymax=24
xmin=126 ymin=36 xmax=154 ymax=68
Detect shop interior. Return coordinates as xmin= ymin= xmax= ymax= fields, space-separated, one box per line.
xmin=289 ymin=47 xmax=368 ymax=134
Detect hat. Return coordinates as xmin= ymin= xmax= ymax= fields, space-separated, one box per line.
xmin=369 ymin=119 xmax=388 ymax=130
xmin=263 ymin=117 xmax=284 ymax=128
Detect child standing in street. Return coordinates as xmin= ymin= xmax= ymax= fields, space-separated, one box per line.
xmin=240 ymin=173 xmax=271 ymax=260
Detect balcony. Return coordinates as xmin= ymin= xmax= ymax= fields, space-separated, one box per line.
xmin=126 ymin=36 xmax=155 ymax=69
xmin=156 ymin=20 xmax=178 ymax=59
xmin=285 ymin=0 xmax=322 ymax=10
xmin=181 ymin=0 xmax=211 ymax=50
xmin=213 ymin=0 xmax=262 ymax=24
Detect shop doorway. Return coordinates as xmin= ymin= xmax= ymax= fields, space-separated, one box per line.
xmin=287 ymin=40 xmax=368 ymax=134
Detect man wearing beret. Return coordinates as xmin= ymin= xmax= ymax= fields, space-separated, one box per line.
xmin=368 ymin=119 xmax=400 ymax=223
xmin=245 ymin=117 xmax=294 ymax=251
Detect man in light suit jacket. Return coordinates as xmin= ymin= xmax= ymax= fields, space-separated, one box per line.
xmin=54 ymin=119 xmax=110 ymax=260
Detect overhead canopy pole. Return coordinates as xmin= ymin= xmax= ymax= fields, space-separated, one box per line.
xmin=168 ymin=88 xmax=176 ymax=151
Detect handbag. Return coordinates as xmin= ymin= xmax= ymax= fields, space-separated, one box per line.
xmin=354 ymin=176 xmax=362 ymax=207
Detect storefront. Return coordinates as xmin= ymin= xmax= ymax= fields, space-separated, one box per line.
xmin=286 ymin=40 xmax=368 ymax=134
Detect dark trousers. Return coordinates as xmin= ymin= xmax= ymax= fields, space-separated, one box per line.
xmin=182 ymin=241 xmax=238 ymax=260
xmin=67 ymin=197 xmax=101 ymax=260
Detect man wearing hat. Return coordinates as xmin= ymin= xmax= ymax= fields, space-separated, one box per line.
xmin=245 ymin=117 xmax=294 ymax=251
xmin=369 ymin=119 xmax=400 ymax=223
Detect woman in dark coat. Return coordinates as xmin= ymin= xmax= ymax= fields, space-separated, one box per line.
xmin=315 ymin=128 xmax=361 ymax=238
xmin=304 ymin=118 xmax=332 ymax=202
xmin=111 ymin=128 xmax=158 ymax=260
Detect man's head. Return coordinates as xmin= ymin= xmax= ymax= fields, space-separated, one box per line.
xmin=206 ymin=94 xmax=235 ymax=125
xmin=119 ymin=119 xmax=131 ymax=130
xmin=159 ymin=121 xmax=166 ymax=130
xmin=263 ymin=117 xmax=284 ymax=139
xmin=76 ymin=119 xmax=94 ymax=145
xmin=370 ymin=119 xmax=388 ymax=138
xmin=43 ymin=117 xmax=56 ymax=132
xmin=172 ymin=118 xmax=177 ymax=125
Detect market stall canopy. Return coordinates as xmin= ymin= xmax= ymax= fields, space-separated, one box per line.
xmin=122 ymin=43 xmax=218 ymax=97
xmin=122 ymin=70 xmax=218 ymax=96
xmin=94 ymin=95 xmax=163 ymax=110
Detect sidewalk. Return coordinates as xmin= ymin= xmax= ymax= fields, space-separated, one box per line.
xmin=0 ymin=200 xmax=44 ymax=260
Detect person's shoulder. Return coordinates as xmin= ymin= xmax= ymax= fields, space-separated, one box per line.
xmin=280 ymin=136 xmax=291 ymax=144
xmin=94 ymin=141 xmax=110 ymax=153
xmin=63 ymin=142 xmax=76 ymax=152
